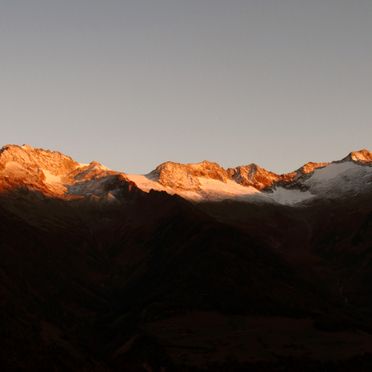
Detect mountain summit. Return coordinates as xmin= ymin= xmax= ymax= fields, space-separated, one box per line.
xmin=344 ymin=149 xmax=372 ymax=163
xmin=0 ymin=144 xmax=133 ymax=199
xmin=149 ymin=160 xmax=229 ymax=190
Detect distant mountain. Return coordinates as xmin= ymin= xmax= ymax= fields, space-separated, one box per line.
xmin=1 ymin=144 xmax=371 ymax=205
xmin=1 ymin=144 xmax=372 ymax=371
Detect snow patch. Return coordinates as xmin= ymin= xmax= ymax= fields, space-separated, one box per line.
xmin=127 ymin=174 xmax=167 ymax=193
xmin=42 ymin=170 xmax=62 ymax=184
xmin=4 ymin=161 xmax=25 ymax=173
xmin=304 ymin=161 xmax=372 ymax=197
xmin=307 ymin=162 xmax=357 ymax=183
xmin=269 ymin=187 xmax=313 ymax=205
xmin=128 ymin=174 xmax=269 ymax=202
xmin=196 ymin=178 xmax=260 ymax=201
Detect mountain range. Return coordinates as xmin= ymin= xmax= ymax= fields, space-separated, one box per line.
xmin=2 ymin=144 xmax=372 ymax=204
xmin=1 ymin=144 xmax=372 ymax=371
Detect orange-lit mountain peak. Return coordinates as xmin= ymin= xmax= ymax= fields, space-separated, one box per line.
xmin=0 ymin=144 xmax=78 ymax=174
xmin=346 ymin=149 xmax=372 ymax=163
xmin=296 ymin=162 xmax=329 ymax=175
xmin=0 ymin=144 xmax=134 ymax=200
xmin=148 ymin=160 xmax=229 ymax=190
xmin=227 ymin=163 xmax=281 ymax=190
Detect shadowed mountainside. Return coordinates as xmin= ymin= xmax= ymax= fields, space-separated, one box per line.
xmin=1 ymin=186 xmax=372 ymax=370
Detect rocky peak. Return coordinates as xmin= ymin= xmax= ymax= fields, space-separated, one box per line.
xmin=0 ymin=145 xmax=134 ymax=200
xmin=227 ymin=163 xmax=281 ymax=190
xmin=0 ymin=145 xmax=79 ymax=194
xmin=72 ymin=161 xmax=112 ymax=181
xmin=227 ymin=161 xmax=330 ymax=191
xmin=0 ymin=144 xmax=78 ymax=176
xmin=344 ymin=149 xmax=372 ymax=164
xmin=296 ymin=162 xmax=329 ymax=175
xmin=149 ymin=160 xmax=229 ymax=190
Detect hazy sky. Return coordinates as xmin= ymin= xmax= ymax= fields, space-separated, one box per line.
xmin=1 ymin=0 xmax=371 ymax=173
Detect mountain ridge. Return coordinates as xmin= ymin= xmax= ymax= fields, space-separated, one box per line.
xmin=0 ymin=144 xmax=371 ymax=205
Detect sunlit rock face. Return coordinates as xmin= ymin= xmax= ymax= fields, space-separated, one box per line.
xmin=0 ymin=144 xmax=78 ymax=195
xmin=226 ymin=162 xmax=329 ymax=191
xmin=149 ymin=160 xmax=230 ymax=190
xmin=297 ymin=161 xmax=329 ymax=175
xmin=343 ymin=149 xmax=372 ymax=164
xmin=227 ymin=163 xmax=282 ymax=190
xmin=0 ymin=144 xmax=78 ymax=174
xmin=0 ymin=144 xmax=134 ymax=200
xmin=268 ymin=162 xmax=329 ymax=190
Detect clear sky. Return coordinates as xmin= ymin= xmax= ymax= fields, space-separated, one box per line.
xmin=1 ymin=0 xmax=371 ymax=174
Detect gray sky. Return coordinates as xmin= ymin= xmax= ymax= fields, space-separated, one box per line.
xmin=1 ymin=0 xmax=371 ymax=174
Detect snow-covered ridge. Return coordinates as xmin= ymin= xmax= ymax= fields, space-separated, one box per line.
xmin=0 ymin=144 xmax=371 ymax=206
xmin=127 ymin=150 xmax=372 ymax=205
